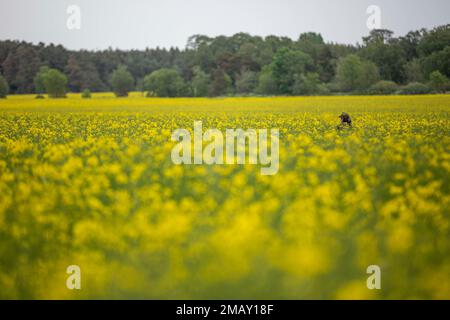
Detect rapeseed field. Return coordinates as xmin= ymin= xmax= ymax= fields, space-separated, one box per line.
xmin=0 ymin=94 xmax=449 ymax=299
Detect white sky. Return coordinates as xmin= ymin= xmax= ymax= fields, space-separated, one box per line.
xmin=0 ymin=0 xmax=449 ymax=50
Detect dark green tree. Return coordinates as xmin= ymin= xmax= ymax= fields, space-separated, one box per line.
xmin=292 ymin=72 xmax=328 ymax=95
xmin=405 ymin=59 xmax=424 ymax=83
xmin=271 ymin=47 xmax=314 ymax=94
xmin=429 ymin=71 xmax=449 ymax=93
xmin=0 ymin=74 xmax=9 ymax=98
xmin=360 ymin=29 xmax=406 ymax=83
xmin=398 ymin=30 xmax=426 ymax=61
xmin=143 ymin=68 xmax=187 ymax=97
xmin=421 ymin=46 xmax=450 ymax=78
xmin=236 ymin=70 xmax=258 ymax=94
xmin=2 ymin=46 xmax=42 ymax=93
xmin=191 ymin=67 xmax=210 ymax=97
xmin=296 ymin=32 xmax=334 ymax=81
xmin=110 ymin=65 xmax=134 ymax=97
xmin=418 ymin=24 xmax=450 ymax=56
xmin=209 ymin=69 xmax=232 ymax=96
xmin=33 ymin=66 xmax=49 ymax=96
xmin=38 ymin=43 xmax=69 ymax=71
xmin=40 ymin=68 xmax=67 ymax=98
xmin=336 ymin=54 xmax=379 ymax=92
xmin=65 ymin=54 xmax=106 ymax=92
xmin=256 ymin=66 xmax=277 ymax=95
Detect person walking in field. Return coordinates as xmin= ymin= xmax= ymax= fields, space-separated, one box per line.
xmin=337 ymin=112 xmax=352 ymax=129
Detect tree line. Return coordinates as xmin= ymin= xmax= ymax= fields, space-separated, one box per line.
xmin=0 ymin=24 xmax=449 ymax=98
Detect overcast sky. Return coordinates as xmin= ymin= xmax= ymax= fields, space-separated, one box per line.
xmin=0 ymin=0 xmax=449 ymax=50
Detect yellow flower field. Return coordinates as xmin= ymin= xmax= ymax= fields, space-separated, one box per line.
xmin=0 ymin=94 xmax=449 ymax=299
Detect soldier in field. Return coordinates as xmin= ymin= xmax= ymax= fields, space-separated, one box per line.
xmin=337 ymin=112 xmax=352 ymax=129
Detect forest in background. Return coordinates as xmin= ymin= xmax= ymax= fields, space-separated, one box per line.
xmin=0 ymin=24 xmax=449 ymax=97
